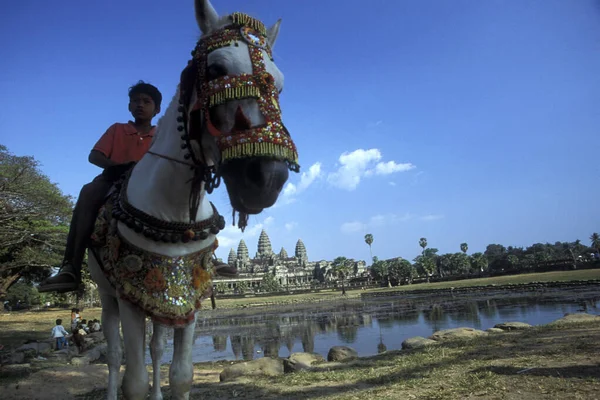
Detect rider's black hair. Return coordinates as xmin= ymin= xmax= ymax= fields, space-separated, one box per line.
xmin=129 ymin=80 xmax=162 ymax=110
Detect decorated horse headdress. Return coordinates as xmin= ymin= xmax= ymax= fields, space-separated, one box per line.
xmin=177 ymin=12 xmax=300 ymax=221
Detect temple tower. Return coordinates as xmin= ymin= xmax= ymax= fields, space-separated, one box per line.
xmin=279 ymin=247 xmax=288 ymax=259
xmin=295 ymin=239 xmax=308 ymax=267
xmin=255 ymin=229 xmax=273 ymax=259
xmin=227 ymin=248 xmax=237 ymax=266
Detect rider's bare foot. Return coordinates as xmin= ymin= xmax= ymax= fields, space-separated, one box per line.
xmin=38 ymin=264 xmax=82 ymax=293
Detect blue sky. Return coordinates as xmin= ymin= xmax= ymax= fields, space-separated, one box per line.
xmin=2 ymin=0 xmax=599 ymax=264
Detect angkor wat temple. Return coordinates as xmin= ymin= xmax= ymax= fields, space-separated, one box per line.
xmin=215 ymin=230 xmax=367 ymax=293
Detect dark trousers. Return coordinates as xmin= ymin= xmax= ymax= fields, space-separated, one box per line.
xmin=63 ymin=174 xmax=113 ymax=272
xmin=55 ymin=336 xmax=67 ymax=350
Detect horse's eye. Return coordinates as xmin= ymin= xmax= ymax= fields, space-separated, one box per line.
xmin=207 ymin=64 xmax=227 ymax=80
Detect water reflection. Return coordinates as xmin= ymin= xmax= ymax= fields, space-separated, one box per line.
xmin=145 ymin=290 xmax=600 ymax=364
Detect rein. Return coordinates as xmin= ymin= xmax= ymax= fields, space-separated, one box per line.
xmin=146 ymin=150 xmax=197 ymax=168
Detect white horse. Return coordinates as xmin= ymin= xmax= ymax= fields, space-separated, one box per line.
xmin=87 ymin=1 xmax=299 ymax=399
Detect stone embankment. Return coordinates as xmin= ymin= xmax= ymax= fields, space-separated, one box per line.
xmin=360 ymin=280 xmax=600 ymax=299
xmin=0 ymin=331 xmax=107 ymax=367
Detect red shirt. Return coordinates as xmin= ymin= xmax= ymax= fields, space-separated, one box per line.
xmin=92 ymin=121 xmax=155 ymax=164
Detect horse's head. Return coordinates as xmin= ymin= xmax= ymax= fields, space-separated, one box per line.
xmin=178 ymin=0 xmax=299 ymax=223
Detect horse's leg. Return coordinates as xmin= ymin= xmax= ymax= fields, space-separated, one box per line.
xmin=118 ymin=298 xmax=150 ymax=400
xmin=100 ymin=293 xmax=122 ymax=400
xmin=169 ymin=313 xmax=197 ymax=400
xmin=149 ymin=322 xmax=168 ymax=400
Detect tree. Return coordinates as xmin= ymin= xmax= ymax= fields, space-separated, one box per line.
xmin=332 ymin=256 xmax=352 ymax=295
xmin=469 ymin=252 xmax=488 ymax=274
xmin=388 ymin=258 xmax=416 ymax=285
xmin=261 ymin=272 xmax=281 ymax=292
xmin=591 ymin=233 xmax=600 ymax=256
xmin=449 ymin=253 xmax=470 ymax=276
xmin=370 ymin=256 xmax=390 ymax=285
xmin=364 ymin=233 xmax=374 ymax=262
xmin=507 ymin=254 xmax=520 ymax=269
xmin=460 ymin=243 xmax=468 ymax=254
xmin=413 ymin=255 xmax=435 ymax=282
xmin=419 ymin=238 xmax=427 ymax=253
xmin=0 ymin=145 xmax=73 ymax=299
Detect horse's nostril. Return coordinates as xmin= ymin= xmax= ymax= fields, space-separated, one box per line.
xmin=245 ymin=160 xmax=264 ymax=187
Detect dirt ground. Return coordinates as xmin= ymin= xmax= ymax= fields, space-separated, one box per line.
xmin=2 ymin=320 xmax=599 ymax=400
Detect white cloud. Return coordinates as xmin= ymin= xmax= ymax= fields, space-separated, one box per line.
xmin=421 ymin=214 xmax=444 ymax=221
xmin=327 ymin=149 xmax=415 ymax=191
xmin=281 ymin=162 xmax=323 ymax=204
xmin=340 ymin=221 xmax=366 ymax=234
xmin=340 ymin=213 xmax=415 ymax=235
xmin=264 ymin=216 xmax=275 ymax=226
xmin=285 ymin=222 xmax=298 ymax=231
xmin=282 ymin=183 xmax=296 ymax=198
xmin=389 ymin=182 xmax=397 ymax=186
xmin=217 ymin=219 xmax=266 ymax=249
xmin=371 ymin=161 xmax=415 ymax=175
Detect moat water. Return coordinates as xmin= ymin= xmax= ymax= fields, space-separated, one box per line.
xmin=144 ymin=286 xmax=600 ymax=364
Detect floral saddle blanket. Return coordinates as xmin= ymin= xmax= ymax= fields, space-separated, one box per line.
xmin=90 ymin=201 xmax=216 ymax=327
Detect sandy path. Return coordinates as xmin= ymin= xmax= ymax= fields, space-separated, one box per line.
xmin=2 ymin=364 xmax=221 ymax=400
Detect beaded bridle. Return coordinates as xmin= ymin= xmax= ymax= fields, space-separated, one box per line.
xmin=175 ymin=12 xmax=300 ymax=229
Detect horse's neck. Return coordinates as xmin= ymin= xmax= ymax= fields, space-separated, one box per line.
xmin=118 ymin=90 xmax=216 ymax=257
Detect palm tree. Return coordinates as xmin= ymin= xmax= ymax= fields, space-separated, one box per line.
xmin=591 ymin=233 xmax=600 ymax=256
xmin=419 ymin=238 xmax=427 ymax=254
xmin=332 ymin=256 xmax=352 ymax=295
xmin=364 ymin=234 xmax=374 ymax=262
xmin=460 ymin=243 xmax=468 ymax=254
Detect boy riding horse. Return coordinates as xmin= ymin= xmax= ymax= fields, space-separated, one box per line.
xmin=39 ymin=81 xmax=235 ymax=293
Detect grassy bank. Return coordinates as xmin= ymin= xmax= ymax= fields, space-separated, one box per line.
xmin=214 ymin=269 xmax=600 ymax=309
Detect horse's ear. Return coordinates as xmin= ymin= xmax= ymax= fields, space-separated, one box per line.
xmin=195 ymin=0 xmax=219 ymax=34
xmin=267 ymin=19 xmax=282 ymax=49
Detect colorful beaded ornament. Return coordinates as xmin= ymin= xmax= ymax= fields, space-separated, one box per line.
xmin=191 ymin=12 xmax=300 ymax=172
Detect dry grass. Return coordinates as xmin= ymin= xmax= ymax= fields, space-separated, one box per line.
xmin=0 ymin=308 xmax=102 ymax=350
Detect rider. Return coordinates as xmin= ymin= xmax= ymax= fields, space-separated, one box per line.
xmin=39 ymin=81 xmax=162 ymax=293
xmin=40 ymin=80 xmax=238 ymax=294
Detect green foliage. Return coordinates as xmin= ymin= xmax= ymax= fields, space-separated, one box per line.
xmin=413 ymin=254 xmax=436 ymax=279
xmin=419 ymin=238 xmax=427 ymax=251
xmin=450 ymin=252 xmax=471 ymax=275
xmin=215 ymin=282 xmax=228 ymax=294
xmin=261 ymin=272 xmax=282 ymax=292
xmin=469 ymin=252 xmax=488 ymax=273
xmin=590 ymin=233 xmax=600 ymax=253
xmin=332 ymin=256 xmax=354 ymax=294
xmin=389 ymin=257 xmax=416 ymax=285
xmin=370 ymin=256 xmax=389 ymax=282
xmin=0 ymin=145 xmax=74 ymax=298
xmin=460 ymin=242 xmax=468 ymax=254
xmin=364 ymin=233 xmax=374 ymax=261
xmin=236 ymin=280 xmax=249 ymax=294
xmin=5 ymin=282 xmax=40 ymax=305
